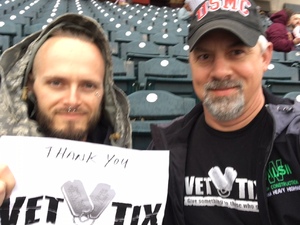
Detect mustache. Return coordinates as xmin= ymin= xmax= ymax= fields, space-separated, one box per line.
xmin=204 ymin=80 xmax=243 ymax=90
xmin=54 ymin=107 xmax=87 ymax=114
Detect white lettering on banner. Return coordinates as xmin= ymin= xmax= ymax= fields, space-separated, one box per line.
xmin=286 ymin=185 xmax=300 ymax=192
xmin=195 ymin=0 xmax=251 ymax=21
xmin=185 ymin=176 xmax=213 ymax=195
xmin=267 ymin=185 xmax=300 ymax=197
xmin=184 ymin=196 xmax=259 ymax=212
xmin=185 ymin=176 xmax=257 ymax=200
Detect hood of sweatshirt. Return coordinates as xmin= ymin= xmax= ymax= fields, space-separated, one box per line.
xmin=0 ymin=13 xmax=132 ymax=148
xmin=270 ymin=9 xmax=289 ymax=25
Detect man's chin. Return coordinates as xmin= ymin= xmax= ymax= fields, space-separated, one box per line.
xmin=47 ymin=123 xmax=89 ymax=141
xmin=50 ymin=129 xmax=88 ymax=141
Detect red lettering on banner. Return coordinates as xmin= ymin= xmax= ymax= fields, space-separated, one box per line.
xmin=195 ymin=0 xmax=252 ymax=21
xmin=209 ymin=0 xmax=220 ymax=11
xmin=196 ymin=1 xmax=209 ymax=21
xmin=239 ymin=0 xmax=251 ymax=16
xmin=222 ymin=0 xmax=238 ymax=11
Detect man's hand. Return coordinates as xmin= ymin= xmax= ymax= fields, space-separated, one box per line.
xmin=0 ymin=164 xmax=15 ymax=205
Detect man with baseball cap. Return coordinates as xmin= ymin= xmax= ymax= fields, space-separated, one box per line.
xmin=149 ymin=0 xmax=300 ymax=224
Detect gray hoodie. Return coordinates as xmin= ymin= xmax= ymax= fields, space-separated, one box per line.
xmin=0 ymin=13 xmax=132 ymax=148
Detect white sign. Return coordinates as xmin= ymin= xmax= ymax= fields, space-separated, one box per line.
xmin=0 ymin=136 xmax=169 ymax=225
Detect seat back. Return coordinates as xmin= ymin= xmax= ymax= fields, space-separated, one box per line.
xmin=128 ymin=90 xmax=196 ymax=149
xmin=121 ymin=40 xmax=162 ymax=60
xmin=168 ymin=43 xmax=189 ymax=62
xmin=285 ymin=50 xmax=300 ymax=65
xmin=112 ymin=56 xmax=137 ymax=94
xmin=121 ymin=40 xmax=165 ymax=78
xmin=138 ymin=57 xmax=190 ymax=86
xmin=129 ymin=90 xmax=195 ymax=120
xmin=265 ymin=79 xmax=300 ymax=97
xmin=151 ymin=32 xmax=180 ymax=55
xmin=271 ymin=51 xmax=286 ymax=62
xmin=283 ymin=91 xmax=300 ymax=100
xmin=136 ymin=24 xmax=163 ymax=41
xmin=145 ymin=77 xmax=196 ymax=100
xmin=0 ymin=20 xmax=17 ymax=47
xmin=263 ymin=62 xmax=299 ymax=81
xmin=102 ymin=22 xmax=131 ymax=42
xmin=113 ymin=30 xmax=144 ymax=43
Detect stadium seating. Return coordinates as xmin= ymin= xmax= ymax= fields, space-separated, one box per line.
xmin=138 ymin=57 xmax=191 ymax=87
xmin=0 ymin=19 xmax=18 ymax=47
xmin=168 ymin=43 xmax=189 ymax=62
xmin=151 ymin=32 xmax=180 ymax=55
xmin=112 ymin=56 xmax=137 ymax=94
xmin=128 ymin=90 xmax=196 ymax=149
xmin=167 ymin=26 xmax=189 ymax=44
xmin=265 ymin=79 xmax=300 ymax=97
xmin=283 ymin=91 xmax=300 ymax=101
xmin=136 ymin=24 xmax=163 ymax=41
xmin=263 ymin=62 xmax=299 ymax=81
xmin=285 ymin=50 xmax=300 ymax=67
xmin=271 ymin=51 xmax=286 ymax=62
xmin=102 ymin=20 xmax=131 ymax=41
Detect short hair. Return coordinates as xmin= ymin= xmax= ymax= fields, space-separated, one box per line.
xmin=48 ymin=25 xmax=106 ymax=60
xmin=257 ymin=35 xmax=269 ymax=53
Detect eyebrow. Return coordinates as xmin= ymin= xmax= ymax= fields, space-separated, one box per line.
xmin=41 ymin=75 xmax=103 ymax=85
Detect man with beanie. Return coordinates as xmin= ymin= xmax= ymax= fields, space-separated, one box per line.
xmin=0 ymin=14 xmax=132 ymax=205
xmin=149 ymin=0 xmax=300 ymax=224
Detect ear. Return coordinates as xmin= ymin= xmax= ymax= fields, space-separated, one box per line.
xmin=261 ymin=42 xmax=273 ymax=72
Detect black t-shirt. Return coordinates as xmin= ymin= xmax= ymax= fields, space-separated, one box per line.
xmin=184 ymin=107 xmax=269 ymax=225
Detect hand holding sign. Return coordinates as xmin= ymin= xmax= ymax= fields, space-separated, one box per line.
xmin=0 ymin=164 xmax=15 ymax=205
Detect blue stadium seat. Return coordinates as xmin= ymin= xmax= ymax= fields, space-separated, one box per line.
xmin=263 ymin=62 xmax=299 ymax=81
xmin=265 ymin=79 xmax=300 ymax=97
xmin=168 ymin=43 xmax=189 ymax=62
xmin=0 ymin=19 xmax=18 ymax=47
xmin=112 ymin=56 xmax=137 ymax=94
xmin=138 ymin=57 xmax=191 ymax=87
xmin=128 ymin=90 xmax=196 ymax=149
xmin=151 ymin=32 xmax=180 ymax=55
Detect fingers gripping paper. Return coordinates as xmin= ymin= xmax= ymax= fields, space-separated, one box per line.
xmin=0 ymin=136 xmax=169 ymax=225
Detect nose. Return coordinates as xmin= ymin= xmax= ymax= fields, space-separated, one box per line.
xmin=64 ymin=86 xmax=81 ymax=107
xmin=210 ymin=56 xmax=232 ymax=80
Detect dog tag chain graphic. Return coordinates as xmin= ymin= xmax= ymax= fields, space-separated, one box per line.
xmin=208 ymin=166 xmax=237 ymax=197
xmin=62 ymin=180 xmax=116 ymax=225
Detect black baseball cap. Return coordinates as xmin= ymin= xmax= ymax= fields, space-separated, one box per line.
xmin=188 ymin=0 xmax=265 ymax=51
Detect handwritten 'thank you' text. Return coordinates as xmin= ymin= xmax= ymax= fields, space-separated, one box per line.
xmin=46 ymin=146 xmax=97 ymax=163
xmin=45 ymin=147 xmax=129 ymax=169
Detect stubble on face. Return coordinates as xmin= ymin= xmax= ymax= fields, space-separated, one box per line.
xmin=203 ymin=79 xmax=245 ymax=121
xmin=36 ymin=105 xmax=101 ymax=141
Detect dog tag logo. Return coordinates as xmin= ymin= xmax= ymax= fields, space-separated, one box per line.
xmin=62 ymin=180 xmax=115 ymax=224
